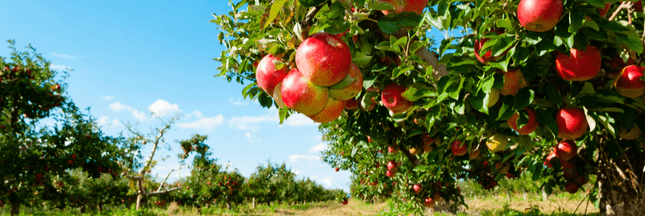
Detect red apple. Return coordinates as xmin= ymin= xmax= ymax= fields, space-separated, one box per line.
xmin=555 ymin=45 xmax=601 ymax=81
xmin=565 ymin=182 xmax=579 ymax=194
xmin=296 ymin=33 xmax=351 ymax=87
xmin=342 ymin=198 xmax=348 ymax=205
xmin=555 ymin=108 xmax=588 ymax=140
xmin=375 ymin=162 xmax=381 ymax=169
xmin=307 ymin=97 xmax=344 ymax=123
xmin=256 ymin=54 xmax=288 ymax=95
xmin=367 ymin=136 xmax=372 ymax=143
xmin=517 ymin=0 xmax=563 ymax=32
xmin=500 ymin=69 xmax=529 ymax=96
xmin=422 ymin=134 xmax=434 ymax=146
xmin=335 ymin=167 xmax=340 ymax=172
xmin=344 ymin=98 xmax=359 ymax=110
xmin=555 ymin=139 xmax=578 ymax=161
xmin=507 ymin=107 xmax=539 ymax=135
xmin=474 ymin=30 xmax=509 ymax=64
xmin=544 ymin=151 xmax=557 ymax=169
xmin=380 ymin=0 xmax=428 ymax=15
xmin=615 ymin=65 xmax=645 ymax=98
xmin=386 ymin=170 xmax=396 ymax=177
xmin=575 ymin=175 xmax=589 ymax=185
xmin=563 ymin=162 xmax=578 ymax=180
xmin=413 ymin=184 xmax=423 ymax=194
xmin=71 ymin=154 xmax=77 ymax=160
xmin=451 ymin=140 xmax=467 ymax=156
xmin=607 ymin=54 xmax=635 ymax=75
xmin=328 ymin=63 xmax=363 ymax=101
xmin=381 ymin=83 xmax=413 ymax=114
xmin=280 ymin=68 xmax=329 ymax=115
xmin=388 ymin=145 xmax=400 ymax=154
xmin=424 ymin=197 xmax=436 ymax=208
xmin=387 ymin=161 xmax=398 ymax=171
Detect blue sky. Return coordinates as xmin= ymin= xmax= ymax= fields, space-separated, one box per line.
xmin=0 ymin=0 xmax=448 ymax=192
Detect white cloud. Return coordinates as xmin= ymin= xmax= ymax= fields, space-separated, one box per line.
xmin=244 ymin=132 xmax=260 ymax=143
xmin=148 ymin=99 xmax=181 ymax=117
xmin=293 ymin=170 xmax=301 ymax=176
xmin=309 ymin=143 xmax=328 ymax=153
xmin=49 ymin=64 xmax=69 ymax=71
xmin=230 ymin=98 xmax=249 ymax=106
xmin=97 ymin=116 xmax=124 ymax=128
xmin=228 ymin=113 xmax=277 ymax=132
xmin=185 ymin=110 xmax=203 ymax=120
xmin=52 ymin=52 xmax=78 ymax=59
xmin=132 ymin=109 xmax=147 ymax=121
xmin=288 ymin=154 xmax=320 ymax=162
xmin=101 ymin=95 xmax=115 ymax=100
xmin=177 ymin=115 xmax=224 ymax=129
xmin=109 ymin=101 xmax=147 ymax=121
xmin=321 ymin=177 xmax=332 ymax=187
xmin=283 ymin=113 xmax=318 ymax=126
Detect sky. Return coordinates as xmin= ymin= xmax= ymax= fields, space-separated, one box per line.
xmin=0 ymin=0 xmax=448 ymax=192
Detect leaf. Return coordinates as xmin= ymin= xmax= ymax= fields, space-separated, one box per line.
xmin=546 ymin=85 xmax=563 ymax=107
xmin=299 ymin=0 xmax=326 ymax=7
xmin=352 ymin=52 xmax=372 ymax=66
xmin=480 ymin=75 xmax=495 ymax=93
xmin=568 ymin=10 xmax=585 ymax=35
xmin=446 ymin=76 xmax=464 ymax=100
xmin=536 ymin=109 xmax=559 ymax=137
xmin=513 ymin=88 xmax=534 ymax=110
xmin=579 ymin=82 xmax=595 ymax=96
xmin=587 ymin=107 xmax=625 ymax=113
xmin=518 ymin=135 xmax=533 ymax=151
xmin=497 ymin=95 xmax=515 ymax=121
xmin=264 ymin=0 xmax=287 ymax=29
xmin=377 ymin=12 xmax=423 ymax=34
xmin=597 ymin=115 xmax=616 ymax=139
xmin=413 ymin=165 xmax=428 ymax=172
xmin=470 ymin=90 xmax=489 ymax=115
xmin=583 ymin=106 xmax=597 ymax=132
xmin=402 ymin=86 xmax=432 ymax=102
xmin=392 ymin=65 xmax=414 ymax=78
xmin=495 ymin=17 xmax=513 ymax=30
xmin=279 ymin=107 xmax=289 ymax=124
xmin=409 ymin=41 xmax=424 ymax=55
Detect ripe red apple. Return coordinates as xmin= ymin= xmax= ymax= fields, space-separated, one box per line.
xmin=387 ymin=161 xmax=398 ymax=171
xmin=563 ymin=162 xmax=579 ymax=180
xmin=555 ymin=108 xmax=589 ymax=140
xmin=474 ymin=30 xmax=509 ymax=64
xmin=615 ymin=65 xmax=645 ymax=98
xmin=555 ymin=45 xmax=601 ymax=81
xmin=379 ymin=0 xmax=428 ymax=15
xmin=507 ymin=107 xmax=539 ymax=135
xmin=599 ymin=3 xmax=611 ymax=17
xmin=280 ymin=68 xmax=329 ymax=115
xmin=342 ymin=198 xmax=348 ymax=205
xmin=413 ymin=184 xmax=423 ymax=194
xmin=335 ymin=167 xmax=340 ymax=172
xmin=628 ymin=0 xmax=644 ymax=12
xmin=386 ymin=170 xmax=396 ymax=177
xmin=517 ymin=0 xmax=563 ymax=32
xmin=565 ymin=182 xmax=579 ymax=194
xmin=424 ymin=197 xmax=436 ymax=208
xmin=307 ymin=97 xmax=344 ymax=123
xmin=422 ymin=134 xmax=434 ymax=146
xmin=381 ymin=83 xmax=413 ymax=114
xmin=296 ymin=33 xmax=351 ymax=87
xmin=51 ymin=84 xmax=61 ymax=92
xmin=544 ymin=151 xmax=557 ymax=169
xmin=68 ymin=160 xmax=74 ymax=165
xmin=328 ymin=63 xmax=363 ymax=101
xmin=344 ymin=98 xmax=359 ymax=110
xmin=451 ymin=140 xmax=467 ymax=156
xmin=71 ymin=154 xmax=77 ymax=160
xmin=555 ymin=140 xmax=578 ymax=161
xmin=367 ymin=136 xmax=373 ymax=143
xmin=500 ymin=69 xmax=529 ymax=96
xmin=375 ymin=162 xmax=381 ymax=168
xmin=256 ymin=54 xmax=288 ymax=95
xmin=388 ymin=145 xmax=400 ymax=154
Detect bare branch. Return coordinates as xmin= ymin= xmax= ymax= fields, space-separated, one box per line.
xmin=609 ymin=1 xmax=633 ymax=21
xmin=156 ymin=169 xmax=175 ymax=192
xmin=147 ymin=187 xmax=182 ymax=196
xmin=299 ymin=5 xmax=325 ymax=39
xmin=123 ymin=173 xmax=143 ymax=181
xmin=400 ymin=146 xmax=422 ymax=166
xmin=416 ymin=48 xmax=449 ymax=80
xmin=139 ymin=130 xmax=165 ymax=175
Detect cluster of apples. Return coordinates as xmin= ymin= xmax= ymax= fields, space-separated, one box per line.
xmin=543 ymin=140 xmax=589 ymax=194
xmin=256 ymin=33 xmax=363 ymax=123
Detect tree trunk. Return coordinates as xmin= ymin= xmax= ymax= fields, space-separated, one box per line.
xmin=136 ymin=194 xmax=144 ymax=210
xmin=10 ymin=199 xmax=20 ymax=216
xmin=80 ymin=205 xmax=86 ymax=213
xmin=97 ymin=203 xmax=103 ymax=212
xmin=596 ymin=145 xmax=645 ymax=216
xmin=252 ymin=197 xmax=256 ymax=209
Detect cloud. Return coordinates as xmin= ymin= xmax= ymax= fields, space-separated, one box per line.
xmin=97 ymin=116 xmax=124 ymax=128
xmin=321 ymin=177 xmax=332 ymax=187
xmin=244 ymin=132 xmax=260 ymax=143
xmin=52 ymin=52 xmax=78 ymax=59
xmin=49 ymin=64 xmax=70 ymax=71
xmin=148 ymin=99 xmax=181 ymax=117
xmin=185 ymin=110 xmax=203 ymax=120
xmin=309 ymin=143 xmax=328 ymax=153
xmin=228 ymin=113 xmax=277 ymax=132
xmin=109 ymin=101 xmax=147 ymax=121
xmin=101 ymin=95 xmax=115 ymax=100
xmin=283 ymin=113 xmax=318 ymax=126
xmin=288 ymin=154 xmax=320 ymax=162
xmin=293 ymin=170 xmax=301 ymax=176
xmin=230 ymin=98 xmax=249 ymax=106
xmin=177 ymin=115 xmax=224 ymax=129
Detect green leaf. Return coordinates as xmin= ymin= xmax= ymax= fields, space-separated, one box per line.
xmin=536 ymin=109 xmax=558 ymax=137
xmin=587 ymin=107 xmax=624 ymax=113
xmin=352 ymin=52 xmax=372 ymax=66
xmin=367 ymin=1 xmax=395 ymax=10
xmin=495 ymin=17 xmax=513 ymax=30
xmin=392 ymin=65 xmax=414 ymax=78
xmin=299 ymin=0 xmax=326 ymax=7
xmin=546 ymin=85 xmax=563 ymax=107
xmin=393 ymin=36 xmax=408 ymax=48
xmin=583 ymin=106 xmax=597 ymax=132
xmin=597 ymin=115 xmax=616 ymax=139
xmin=470 ymin=90 xmax=489 ymax=115
xmin=446 ymin=76 xmax=464 ymax=100
xmin=579 ymin=82 xmax=595 ymax=96
xmin=497 ymin=96 xmax=515 ymax=121
xmin=264 ymin=0 xmax=288 ymax=29
xmin=377 ymin=12 xmax=423 ymax=34
xmin=568 ymin=10 xmax=585 ymax=35
xmin=513 ymin=88 xmax=534 ymax=110
xmin=409 ymin=41 xmax=424 ymax=55
xmin=402 ymin=86 xmax=432 ymax=102
xmin=279 ymin=108 xmax=289 ymax=124
xmin=518 ymin=135 xmax=533 ymax=151
xmin=413 ymin=165 xmax=428 ymax=172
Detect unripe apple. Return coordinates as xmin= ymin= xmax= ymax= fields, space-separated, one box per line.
xmin=500 ymin=69 xmax=528 ymax=96
xmin=296 ymin=33 xmax=351 ymax=87
xmin=379 ymin=0 xmax=428 ymax=15
xmin=307 ymin=97 xmax=344 ymax=123
xmin=517 ymin=0 xmax=563 ymax=32
xmin=256 ymin=54 xmax=288 ymax=96
xmin=451 ymin=140 xmax=467 ymax=156
xmin=388 ymin=145 xmax=400 ymax=154
xmin=565 ymin=182 xmax=579 ymax=194
xmin=487 ymin=89 xmax=500 ymax=107
xmin=555 ymin=108 xmax=588 ymax=140
xmin=555 ymin=139 xmax=577 ymax=161
xmin=544 ymin=151 xmax=557 ymax=169
xmin=486 ymin=134 xmax=508 ymax=152
xmin=615 ymin=65 xmax=645 ymax=98
xmin=618 ymin=125 xmax=642 ymax=140
xmin=474 ymin=30 xmax=509 ymax=64
xmin=280 ymin=68 xmax=328 ymax=115
xmin=328 ymin=63 xmax=363 ymax=101
xmin=413 ymin=184 xmax=423 ymax=194
xmin=507 ymin=107 xmax=539 ymax=135
xmin=555 ymin=45 xmax=601 ymax=81
xmin=381 ymin=83 xmax=413 ymax=114
xmin=344 ymin=98 xmax=359 ymax=110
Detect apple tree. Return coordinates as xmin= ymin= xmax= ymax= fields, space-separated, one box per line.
xmin=213 ymin=0 xmax=645 ymax=215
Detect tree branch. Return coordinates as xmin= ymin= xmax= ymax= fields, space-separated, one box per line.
xmin=299 ymin=5 xmax=324 ymax=39
xmin=147 ymin=187 xmax=182 ymax=196
xmin=416 ymin=48 xmax=449 ymax=80
xmin=139 ymin=129 xmax=164 ymax=175
xmin=609 ymin=1 xmax=633 ymax=21
xmin=156 ymin=169 xmax=174 ymax=192
xmin=400 ymin=145 xmax=422 ymax=166
xmin=123 ymin=173 xmax=143 ymax=181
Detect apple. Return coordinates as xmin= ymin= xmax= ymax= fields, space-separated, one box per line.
xmin=409 ymin=145 xmax=422 ymax=155
xmin=555 ymin=108 xmax=589 ymax=140
xmin=386 ymin=170 xmax=396 ymax=177
xmin=344 ymin=98 xmax=359 ymax=110
xmin=575 ymin=175 xmax=589 ymax=185
xmin=474 ymin=30 xmax=510 ymax=64
xmin=380 ymin=0 xmax=428 ymax=15
xmin=71 ymin=154 xmax=77 ymax=160
xmin=607 ymin=54 xmax=635 ymax=76
xmin=387 ymin=161 xmax=398 ymax=171
xmin=487 ymin=88 xmax=500 ymax=107
xmin=507 ymin=107 xmax=539 ymax=135
xmin=375 ymin=162 xmax=381 ymax=169
xmin=307 ymin=97 xmax=344 ymax=123
xmin=555 ymin=139 xmax=578 ymax=161
xmin=328 ymin=63 xmax=363 ymax=101
xmin=495 ymin=162 xmax=510 ymax=174
xmin=486 ymin=134 xmax=508 ymax=152
xmin=565 ymin=182 xmax=579 ymax=194
xmin=615 ymin=65 xmax=645 ymax=98
xmin=424 ymin=197 xmax=436 ymax=208
xmin=562 ymin=162 xmax=579 ymax=180
xmin=51 ymin=84 xmax=61 ymax=92
xmin=256 ymin=54 xmax=288 ymax=95
xmin=451 ymin=140 xmax=467 ymax=156
xmin=342 ymin=198 xmax=348 ymax=205
xmin=618 ymin=125 xmax=642 ymax=140
xmin=423 ymin=139 xmax=434 ymax=153
xmin=296 ymin=33 xmax=351 ymax=87
xmin=388 ymin=145 xmax=400 ymax=154
xmin=367 ymin=136 xmax=372 ymax=143
xmin=422 ymin=134 xmax=434 ymax=146
xmin=599 ymin=3 xmax=611 ymax=17
xmin=413 ymin=184 xmax=423 ymax=194
xmin=555 ymin=45 xmax=601 ymax=81
xmin=517 ymin=0 xmax=563 ymax=32
xmin=544 ymin=151 xmax=557 ymax=169
xmin=68 ymin=160 xmax=74 ymax=165
xmin=500 ymin=69 xmax=529 ymax=96
xmin=335 ymin=167 xmax=340 ymax=172
xmin=381 ymin=83 xmax=413 ymax=114
xmin=280 ymin=68 xmax=329 ymax=115
xmin=469 ymin=145 xmax=481 ymax=159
